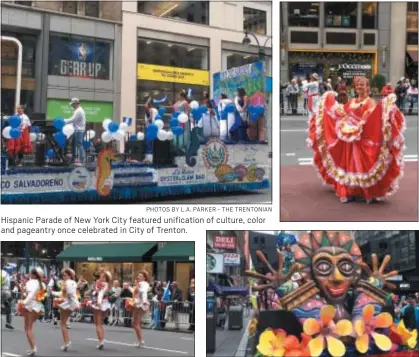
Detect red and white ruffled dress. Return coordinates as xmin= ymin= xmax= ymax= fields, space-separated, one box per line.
xmin=7 ymin=113 xmax=33 ymax=155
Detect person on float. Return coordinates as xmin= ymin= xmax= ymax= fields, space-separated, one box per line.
xmin=307 ymin=76 xmax=405 ymax=203
xmin=199 ymin=92 xmax=219 ymax=139
xmin=65 ymin=98 xmax=86 ymax=166
xmin=230 ymin=88 xmax=249 ymax=141
xmin=88 ymin=271 xmax=112 ymax=350
xmin=51 ymin=268 xmax=79 ymax=352
xmin=18 ymin=267 xmax=47 ymax=357
xmin=144 ymin=96 xmax=158 ymax=163
xmin=302 ymin=73 xmax=320 ymax=122
xmin=7 ymin=104 xmax=32 ymax=167
xmin=381 ymin=82 xmax=394 ymax=97
xmin=187 ymin=279 xmax=195 ymax=331
xmin=130 ymin=270 xmax=150 ymax=347
xmin=1 ymin=266 xmax=14 ymax=329
xmin=173 ymin=89 xmax=191 ymax=153
xmin=218 ymin=93 xmax=234 ymax=140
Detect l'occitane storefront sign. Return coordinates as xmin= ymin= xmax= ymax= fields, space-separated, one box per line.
xmin=137 ymin=63 xmax=209 ymax=86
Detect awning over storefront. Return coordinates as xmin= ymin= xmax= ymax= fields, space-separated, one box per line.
xmin=152 ymin=242 xmax=195 ymax=262
xmin=56 ymin=243 xmax=157 ymax=262
xmin=207 ymin=281 xmax=248 ymax=296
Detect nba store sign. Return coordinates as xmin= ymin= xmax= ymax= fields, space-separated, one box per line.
xmin=213 ymin=235 xmax=237 ymax=250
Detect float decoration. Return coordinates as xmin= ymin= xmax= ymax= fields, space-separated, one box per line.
xmin=2 ymin=115 xmax=22 ymax=139
xmin=101 ymin=117 xmax=131 ymax=143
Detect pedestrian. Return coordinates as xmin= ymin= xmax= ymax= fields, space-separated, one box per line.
xmin=65 ymin=98 xmax=86 ymax=166
xmin=131 ymin=271 xmax=150 ymax=347
xmin=170 ymin=282 xmax=183 ymax=330
xmin=120 ymin=282 xmax=133 ymax=327
xmin=395 ymin=80 xmax=407 ymax=111
xmin=286 ymin=79 xmax=299 ymax=115
xmin=88 ymin=271 xmax=112 ymax=350
xmin=1 ymin=267 xmax=14 ymax=329
xmin=407 ymin=84 xmax=418 ymax=115
xmin=187 ymin=279 xmax=195 ymax=331
xmin=280 ymin=82 xmax=288 ymax=115
xmin=51 ymin=268 xmax=79 ymax=352
xmin=402 ymin=295 xmax=417 ymax=331
xmin=18 ymin=267 xmax=47 ymax=357
xmin=7 ymin=104 xmax=32 ymax=167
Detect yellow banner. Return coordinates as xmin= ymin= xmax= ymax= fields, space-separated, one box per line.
xmin=137 ymin=63 xmax=209 ymax=86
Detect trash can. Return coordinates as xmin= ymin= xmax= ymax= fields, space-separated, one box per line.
xmin=228 ymin=305 xmax=243 ymax=330
xmin=206 ymin=292 xmax=217 ymax=353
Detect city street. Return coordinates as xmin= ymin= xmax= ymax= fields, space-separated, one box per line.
xmin=1 ymin=316 xmax=194 ymax=357
xmin=280 ymin=115 xmax=418 ymax=221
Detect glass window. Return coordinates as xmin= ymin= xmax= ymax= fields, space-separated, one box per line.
xmin=407 ymin=11 xmax=418 ymax=32
xmin=48 ymin=34 xmax=111 ymax=79
xmin=85 ymin=1 xmax=99 ymax=17
xmin=407 ymin=32 xmax=418 ymax=46
xmin=325 ymin=2 xmax=357 ymax=28
xmin=244 ymin=7 xmax=267 ymax=35
xmin=137 ymin=1 xmax=209 ymax=25
xmin=1 ymin=32 xmax=36 ymax=78
xmin=226 ymin=52 xmax=260 ymax=70
xmin=407 ymin=2 xmax=418 ymax=12
xmin=15 ymin=1 xmax=31 ymax=6
xmin=362 ymin=2 xmax=377 ymax=29
xmin=62 ymin=1 xmax=77 ymax=14
xmin=137 ymin=38 xmax=208 ymax=70
xmin=288 ymin=2 xmax=319 ymax=27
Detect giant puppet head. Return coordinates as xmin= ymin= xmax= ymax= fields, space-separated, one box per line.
xmin=294 ymin=231 xmax=362 ymax=305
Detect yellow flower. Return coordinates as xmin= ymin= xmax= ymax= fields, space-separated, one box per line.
xmin=303 ymin=305 xmax=353 ymax=357
xmin=354 ymin=305 xmax=393 ymax=353
xmin=391 ymin=320 xmax=418 ymax=349
xmin=257 ymin=329 xmax=286 ymax=357
xmin=249 ymin=318 xmax=258 ymax=337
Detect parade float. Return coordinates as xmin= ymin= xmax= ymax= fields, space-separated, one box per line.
xmin=246 ymin=231 xmax=418 ymax=357
xmin=1 ymin=62 xmax=270 ymax=204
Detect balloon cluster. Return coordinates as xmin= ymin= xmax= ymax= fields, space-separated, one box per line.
xmin=137 ymin=107 xmax=177 ymax=141
xmin=101 ymin=117 xmax=132 ymax=143
xmin=189 ymin=101 xmax=208 ymax=121
xmin=52 ymin=118 xmax=68 ymax=148
xmin=221 ymin=103 xmax=236 ymax=119
xmin=247 ymin=105 xmax=265 ymax=121
xmin=2 ymin=115 xmax=23 ymax=140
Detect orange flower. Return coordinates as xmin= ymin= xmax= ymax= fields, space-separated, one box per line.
xmin=36 ymin=290 xmax=47 ymax=302
xmin=17 ymin=300 xmax=25 ymax=314
xmin=390 ymin=320 xmax=418 ymax=349
xmin=284 ymin=333 xmax=311 ymax=357
xmin=256 ymin=329 xmax=311 ymax=357
xmin=303 ymin=305 xmax=353 ymax=357
xmin=125 ymin=298 xmax=135 ymax=312
xmin=76 ymin=290 xmax=81 ymax=301
xmin=354 ymin=304 xmax=393 ymax=354
xmin=248 ymin=318 xmax=258 ymax=337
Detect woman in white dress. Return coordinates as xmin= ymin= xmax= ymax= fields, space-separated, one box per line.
xmin=131 ymin=270 xmax=150 ymax=347
xmin=18 ymin=267 xmax=46 ymax=357
xmin=88 ymin=271 xmax=112 ymax=350
xmin=51 ymin=268 xmax=79 ymax=352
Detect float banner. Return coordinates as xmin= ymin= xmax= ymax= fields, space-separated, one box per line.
xmin=207 ymin=253 xmax=224 ymax=274
xmin=223 ymin=253 xmax=240 ymax=266
xmin=46 ymin=99 xmax=113 ymax=123
xmin=137 ymin=63 xmax=209 ymax=86
xmin=213 ymin=235 xmax=237 ymax=250
xmin=213 ymin=61 xmax=265 ymax=105
xmin=158 ymin=167 xmax=207 ymax=186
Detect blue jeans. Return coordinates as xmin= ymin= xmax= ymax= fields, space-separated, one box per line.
xmin=72 ymin=131 xmax=85 ymax=162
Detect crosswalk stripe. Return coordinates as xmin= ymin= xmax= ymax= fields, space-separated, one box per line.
xmin=2 ymin=353 xmax=22 ymax=357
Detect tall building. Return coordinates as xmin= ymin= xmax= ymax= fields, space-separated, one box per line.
xmin=281 ymin=2 xmax=418 ymax=84
xmin=120 ymin=1 xmax=272 ymax=132
xmin=1 ymin=0 xmax=122 ymax=133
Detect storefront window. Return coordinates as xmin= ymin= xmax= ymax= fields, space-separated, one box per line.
xmin=288 ymin=2 xmax=319 ymax=27
xmin=48 ymin=34 xmax=111 ymax=79
xmin=85 ymin=1 xmax=99 ymax=17
xmin=362 ymin=2 xmax=377 ymax=29
xmin=244 ymin=7 xmax=267 ymax=35
xmin=407 ymin=32 xmax=418 ymax=46
xmin=325 ymin=2 xmax=357 ymax=28
xmin=223 ymin=50 xmax=272 ymax=76
xmin=137 ymin=1 xmax=209 ymax=25
xmin=407 ymin=2 xmax=418 ymax=12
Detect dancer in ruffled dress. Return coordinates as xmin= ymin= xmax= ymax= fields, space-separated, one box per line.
xmin=302 ymin=73 xmax=320 ymax=122
xmin=88 ymin=271 xmax=112 ymax=350
xmin=131 ymin=271 xmax=150 ymax=347
xmin=51 ymin=268 xmax=80 ymax=352
xmin=17 ymin=268 xmax=47 ymax=356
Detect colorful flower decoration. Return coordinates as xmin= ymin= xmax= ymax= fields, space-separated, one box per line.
xmin=303 ymin=305 xmax=353 ymax=357
xmin=390 ymin=320 xmax=418 ymax=349
xmin=35 ymin=290 xmax=47 ymax=302
xmin=354 ymin=304 xmax=393 ymax=353
xmin=124 ymin=298 xmax=136 ymax=312
xmin=256 ymin=329 xmax=311 ymax=357
xmin=249 ymin=318 xmax=258 ymax=337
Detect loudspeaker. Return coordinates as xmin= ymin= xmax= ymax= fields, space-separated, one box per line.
xmin=125 ymin=141 xmax=145 ymax=161
xmin=248 ymin=232 xmax=278 ymax=274
xmin=153 ymin=140 xmax=174 ymax=165
xmin=35 ymin=142 xmax=46 ymax=166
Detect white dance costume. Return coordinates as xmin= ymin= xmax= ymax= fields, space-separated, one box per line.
xmin=23 ymin=279 xmax=46 ymax=314
xmin=218 ymin=98 xmax=235 ymax=140
xmin=135 ymin=281 xmax=150 ymax=311
xmin=90 ymin=281 xmax=111 ymax=312
xmin=52 ymin=279 xmax=80 ymax=311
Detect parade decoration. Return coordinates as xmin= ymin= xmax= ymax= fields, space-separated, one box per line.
xmin=246 ymin=231 xmax=417 ymax=357
xmin=101 ymin=117 xmax=132 ymax=143
xmin=2 ymin=115 xmax=22 ymax=139
xmin=96 ymin=148 xmax=120 ymax=196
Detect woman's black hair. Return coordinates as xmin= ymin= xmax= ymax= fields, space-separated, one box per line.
xmin=179 ymin=89 xmax=187 ymax=99
xmin=221 ymin=93 xmax=228 ymax=99
xmin=238 ymin=88 xmax=246 ymax=97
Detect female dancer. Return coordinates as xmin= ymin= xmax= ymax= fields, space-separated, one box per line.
xmin=231 ymin=88 xmax=248 ymax=141
xmin=308 ymin=76 xmax=405 ymax=203
xmin=18 ymin=267 xmax=46 ymax=356
xmin=173 ymin=89 xmax=190 ymax=152
xmin=131 ymin=270 xmax=150 ymax=347
xmin=52 ymin=268 xmax=79 ymax=352
xmin=89 ymin=271 xmax=112 ymax=350
xmin=7 ymin=104 xmax=32 ymax=167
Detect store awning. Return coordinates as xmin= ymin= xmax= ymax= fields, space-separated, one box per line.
xmin=56 ymin=243 xmax=157 ymax=262
xmin=152 ymin=242 xmax=195 ymax=262
xmin=207 ymin=281 xmax=249 ymax=296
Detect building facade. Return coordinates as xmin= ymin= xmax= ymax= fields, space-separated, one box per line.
xmin=1 ymin=1 xmax=122 ymax=133
xmin=120 ymin=1 xmax=272 ymax=133
xmin=281 ymin=2 xmax=418 ymax=84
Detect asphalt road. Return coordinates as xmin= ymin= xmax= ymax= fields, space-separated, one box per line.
xmin=280 ymin=115 xmax=418 ymax=221
xmin=1 ymin=316 xmax=194 ymax=357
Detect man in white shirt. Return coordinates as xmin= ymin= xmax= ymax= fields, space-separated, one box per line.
xmin=65 ymin=98 xmax=86 ymax=165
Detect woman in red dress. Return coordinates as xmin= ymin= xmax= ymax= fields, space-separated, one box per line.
xmin=307 ymin=76 xmax=405 ymax=203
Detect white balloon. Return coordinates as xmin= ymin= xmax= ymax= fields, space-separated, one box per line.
xmin=157 ymin=130 xmax=167 ymax=141
xmin=137 ymin=132 xmax=144 ymax=141
xmin=86 ymin=130 xmax=96 ymax=140
xmin=2 ymin=126 xmax=11 ymax=139
xmin=113 ymin=129 xmax=125 ymax=141
xmin=30 ymin=133 xmax=37 ymax=141
xmin=178 ymin=112 xmax=189 ymax=124
xmin=101 ymin=131 xmax=113 ymax=143
xmin=62 ymin=124 xmax=75 ymax=138
xmin=190 ymin=100 xmax=199 ymax=109
xmin=37 ymin=133 xmax=45 ymax=141
xmin=166 ymin=131 xmax=174 ymax=141
xmin=119 ymin=122 xmax=129 ymax=131
xmin=155 ymin=119 xmax=164 ymax=129
xmin=102 ymin=118 xmax=112 ymax=131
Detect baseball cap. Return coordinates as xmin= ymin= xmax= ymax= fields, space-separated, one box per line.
xmin=69 ymin=98 xmax=80 ymax=105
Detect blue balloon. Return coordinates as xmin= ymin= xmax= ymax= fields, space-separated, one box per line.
xmin=172 ymin=126 xmax=184 ymax=136
xmin=221 ymin=111 xmax=228 ymax=120
xmin=199 ymin=105 xmax=208 ymax=115
xmin=155 ymin=115 xmax=162 ymax=121
xmin=10 ymin=128 xmax=21 ymax=139
xmin=32 ymin=126 xmax=40 ymax=134
xmin=129 ymin=134 xmax=137 ymax=141
xmin=169 ymin=118 xmax=179 ymax=128
xmin=147 ymin=123 xmax=158 ymax=133
xmin=53 ymin=117 xmax=65 ymax=130
xmin=9 ymin=115 xmax=22 ymax=129
xmin=172 ymin=111 xmax=180 ymax=119
xmin=191 ymin=108 xmax=200 ymax=120
xmin=158 ymin=107 xmax=166 ymax=116
xmin=54 ymin=132 xmax=67 ymax=148
xmin=83 ymin=140 xmax=91 ymax=149
xmin=47 ymin=149 xmax=55 ymax=159
xmin=225 ymin=103 xmax=235 ymax=113
xmin=108 ymin=121 xmax=119 ymax=133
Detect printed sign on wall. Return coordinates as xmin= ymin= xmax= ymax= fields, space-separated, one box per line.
xmin=46 ymin=99 xmax=113 ymax=123
xmin=206 ymin=253 xmax=224 ymax=274
xmin=213 ymin=235 xmax=237 ymax=250
xmin=223 ymin=253 xmax=241 ymax=266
